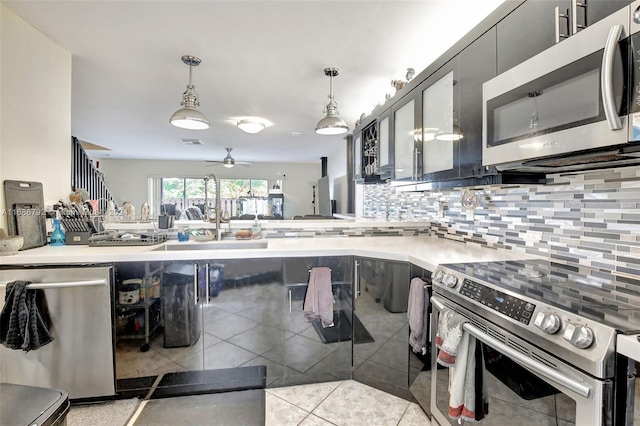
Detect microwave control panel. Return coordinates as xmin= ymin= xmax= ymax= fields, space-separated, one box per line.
xmin=460 ymin=279 xmax=535 ymax=325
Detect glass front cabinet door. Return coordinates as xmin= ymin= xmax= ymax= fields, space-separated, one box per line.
xmin=420 ymin=57 xmax=460 ymax=181
xmin=378 ymin=112 xmax=391 ymax=177
xmin=393 ymin=98 xmax=418 ymax=181
xmin=353 ymin=132 xmax=362 ymax=180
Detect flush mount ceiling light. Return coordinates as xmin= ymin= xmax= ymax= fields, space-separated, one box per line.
xmin=237 ymin=119 xmax=265 ymax=134
xmin=170 ymin=55 xmax=210 ymax=130
xmin=315 ymin=67 xmax=349 ymax=136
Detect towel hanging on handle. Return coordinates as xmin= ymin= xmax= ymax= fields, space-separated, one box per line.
xmin=436 ymin=309 xmax=488 ymax=422
xmin=0 ymin=281 xmax=54 ymax=351
xmin=303 ymin=267 xmax=334 ymax=328
xmin=408 ymin=277 xmax=428 ymax=355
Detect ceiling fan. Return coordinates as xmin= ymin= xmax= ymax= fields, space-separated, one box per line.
xmin=206 ymin=147 xmax=252 ymax=168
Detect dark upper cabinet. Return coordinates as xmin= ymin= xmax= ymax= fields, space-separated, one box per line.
xmin=378 ymin=109 xmax=392 ymax=178
xmin=497 ymin=0 xmax=633 ymax=74
xmin=497 ymin=0 xmax=570 ymax=74
xmin=586 ymin=0 xmax=632 ymax=28
xmin=352 ymin=119 xmax=387 ymax=183
xmin=418 ymin=27 xmax=497 ymax=183
xmin=458 ymin=27 xmax=498 ymax=178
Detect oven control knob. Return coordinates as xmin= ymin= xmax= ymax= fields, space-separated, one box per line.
xmin=433 ymin=269 xmax=444 ymax=283
xmin=563 ymin=323 xmax=594 ymax=349
xmin=534 ymin=311 xmax=561 ymax=334
xmin=442 ymin=273 xmax=458 ymax=288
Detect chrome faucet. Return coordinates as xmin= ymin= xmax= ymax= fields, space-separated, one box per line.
xmin=204 ymin=172 xmax=221 ymax=240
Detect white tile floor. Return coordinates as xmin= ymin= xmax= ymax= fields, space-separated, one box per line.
xmin=68 ymin=380 xmax=431 ymax=426
xmin=265 ymin=380 xmax=430 ymax=426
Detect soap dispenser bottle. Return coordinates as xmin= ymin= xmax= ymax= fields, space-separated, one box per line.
xmin=251 ymin=218 xmax=262 ymax=239
xmin=50 ymin=218 xmax=66 ymax=246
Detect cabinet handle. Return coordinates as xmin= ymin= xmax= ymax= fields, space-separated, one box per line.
xmin=601 ymin=24 xmax=624 ymax=131
xmin=554 ymin=6 xmax=570 ymax=43
xmin=289 ymin=289 xmax=292 ymax=313
xmin=571 ymin=0 xmax=587 ymax=35
xmin=354 ymin=260 xmax=360 ymax=299
xmin=205 ymin=263 xmax=210 ymax=303
xmin=193 ymin=263 xmax=199 ymax=306
xmin=412 ymin=147 xmax=420 ymax=181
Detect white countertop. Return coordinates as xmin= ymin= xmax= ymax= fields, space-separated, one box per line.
xmin=618 ymin=334 xmax=640 ymax=361
xmin=0 ymin=235 xmax=537 ymax=272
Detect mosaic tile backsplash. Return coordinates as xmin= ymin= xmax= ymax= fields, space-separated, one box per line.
xmin=363 ymin=166 xmax=640 ymax=277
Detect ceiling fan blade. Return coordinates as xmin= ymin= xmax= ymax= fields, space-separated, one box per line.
xmin=205 ymin=161 xmax=251 ymax=167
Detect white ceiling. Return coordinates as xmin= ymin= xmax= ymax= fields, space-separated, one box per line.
xmin=4 ymin=0 xmax=505 ymax=165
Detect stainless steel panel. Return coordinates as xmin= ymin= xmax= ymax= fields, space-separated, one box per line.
xmin=430 ymin=294 xmax=610 ymax=426
xmin=0 ymin=267 xmax=115 ymax=399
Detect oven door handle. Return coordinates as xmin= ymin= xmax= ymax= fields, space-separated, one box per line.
xmin=601 ymin=24 xmax=623 ymax=131
xmin=431 ymin=297 xmax=593 ymax=398
xmin=463 ymin=323 xmax=592 ymax=398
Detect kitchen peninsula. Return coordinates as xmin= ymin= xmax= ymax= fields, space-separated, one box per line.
xmin=0 ymin=232 xmax=537 ymax=269
xmin=0 ymin=229 xmax=537 ymax=399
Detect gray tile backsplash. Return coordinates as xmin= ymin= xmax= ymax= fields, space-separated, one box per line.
xmin=363 ymin=165 xmax=640 ymax=273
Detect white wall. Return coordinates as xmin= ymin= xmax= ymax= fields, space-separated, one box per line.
xmin=96 ymin=158 xmax=321 ymax=219
xmin=326 ymin=141 xmax=349 ymax=214
xmin=0 ymin=5 xmax=71 ymax=229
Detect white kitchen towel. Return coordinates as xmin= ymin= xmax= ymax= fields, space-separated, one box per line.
xmin=436 ymin=309 xmax=467 ymax=367
xmin=407 ymin=277 xmax=428 ymax=354
xmin=303 ymin=267 xmax=334 ymax=328
xmin=437 ymin=309 xmax=488 ymax=422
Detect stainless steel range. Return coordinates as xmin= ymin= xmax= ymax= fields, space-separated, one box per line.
xmin=430 ymin=259 xmax=640 ymax=426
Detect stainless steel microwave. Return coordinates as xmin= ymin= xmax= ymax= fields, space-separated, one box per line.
xmin=483 ymin=1 xmax=640 ymax=172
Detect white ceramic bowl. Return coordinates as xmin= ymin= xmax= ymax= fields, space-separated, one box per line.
xmin=191 ymin=229 xmax=215 ymax=241
xmin=0 ymin=235 xmax=24 ymax=255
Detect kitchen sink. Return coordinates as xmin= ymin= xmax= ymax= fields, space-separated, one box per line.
xmin=151 ymin=240 xmax=268 ymax=251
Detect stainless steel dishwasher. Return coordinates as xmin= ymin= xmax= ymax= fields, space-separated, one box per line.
xmin=0 ymin=266 xmax=115 ymax=399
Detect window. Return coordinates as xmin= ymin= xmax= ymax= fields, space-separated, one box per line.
xmin=160 ymin=177 xmax=271 ymax=218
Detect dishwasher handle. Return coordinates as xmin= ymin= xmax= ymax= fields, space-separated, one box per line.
xmin=0 ymin=279 xmax=107 ymax=289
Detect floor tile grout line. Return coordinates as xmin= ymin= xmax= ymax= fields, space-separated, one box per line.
xmin=267 ymin=380 xmax=343 ymax=413
xmin=303 ymin=381 xmax=346 ymax=424
xmin=395 ymin=401 xmax=413 ymax=426
xmin=125 ymin=399 xmax=148 ymax=426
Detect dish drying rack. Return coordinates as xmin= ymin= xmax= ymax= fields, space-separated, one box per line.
xmin=89 ymin=231 xmax=166 ymax=247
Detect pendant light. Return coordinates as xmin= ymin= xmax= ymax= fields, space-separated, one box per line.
xmin=315 ymin=67 xmax=349 ymax=135
xmin=170 ymin=55 xmax=210 ymax=130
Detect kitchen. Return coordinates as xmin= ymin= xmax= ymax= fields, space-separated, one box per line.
xmin=1 ymin=1 xmax=640 ymax=425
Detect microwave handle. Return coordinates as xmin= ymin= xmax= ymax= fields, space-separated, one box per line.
xmin=601 ymin=24 xmax=624 ymax=131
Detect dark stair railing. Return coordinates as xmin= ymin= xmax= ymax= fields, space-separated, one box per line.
xmin=71 ymin=136 xmax=115 ymax=210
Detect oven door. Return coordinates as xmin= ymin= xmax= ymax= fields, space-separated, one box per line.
xmin=430 ymin=295 xmax=613 ymax=426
